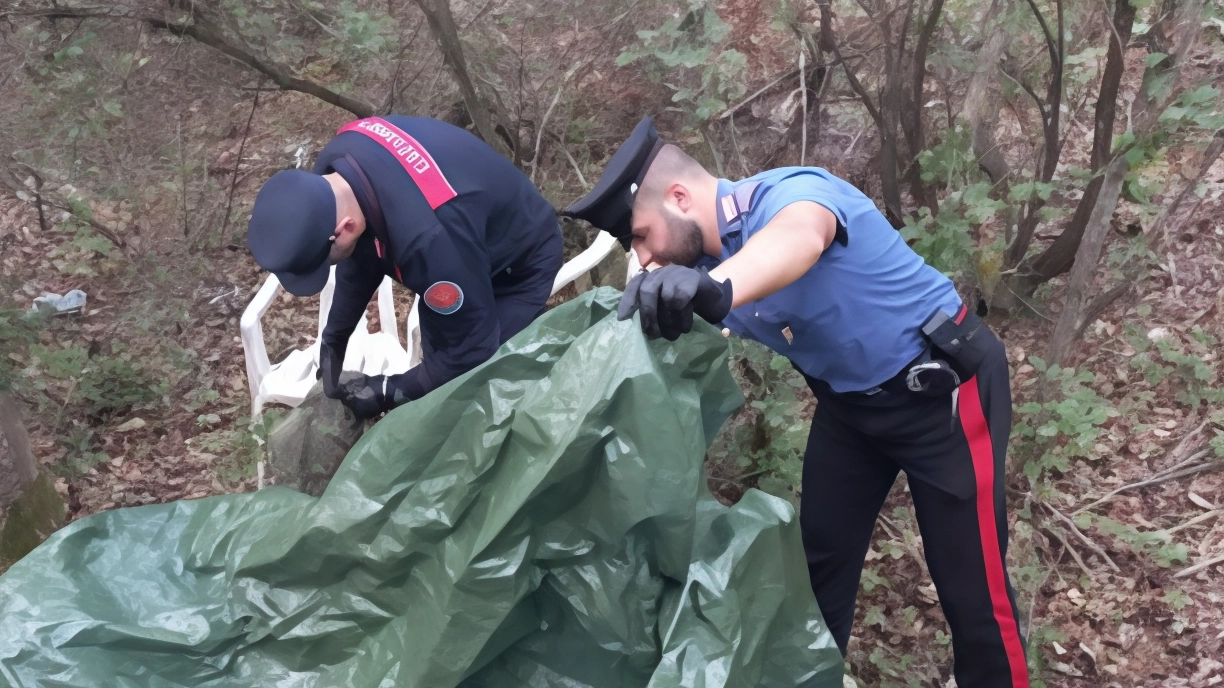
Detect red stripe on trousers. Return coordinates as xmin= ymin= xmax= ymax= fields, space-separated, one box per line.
xmin=959 ymin=376 xmax=1030 ymax=687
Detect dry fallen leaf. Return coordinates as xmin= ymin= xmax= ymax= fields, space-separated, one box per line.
xmin=115 ymin=418 xmax=147 ymax=432
xmin=1189 ymin=492 xmax=1216 ymax=510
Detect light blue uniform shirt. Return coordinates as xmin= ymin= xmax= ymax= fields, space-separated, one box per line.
xmin=713 ymin=167 xmax=962 ymax=393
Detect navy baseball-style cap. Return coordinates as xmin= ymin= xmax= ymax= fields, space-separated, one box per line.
xmin=247 ymin=169 xmax=337 ymax=296
xmin=563 ymin=117 xmax=663 ymax=248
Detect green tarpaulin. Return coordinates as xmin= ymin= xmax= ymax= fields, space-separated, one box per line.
xmin=0 ymin=289 xmax=842 ymax=688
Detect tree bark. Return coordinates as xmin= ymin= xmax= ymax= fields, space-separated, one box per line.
xmin=960 ymin=0 xmax=1013 ymax=188
xmin=1045 ymin=153 xmax=1129 ymax=367
xmin=1025 ymin=0 xmax=1136 ymax=281
xmin=903 ymin=0 xmax=944 ymax=216
xmin=1045 ymin=0 xmax=1204 ymax=366
xmin=0 ymin=393 xmax=38 ymax=508
xmin=410 ymin=0 xmax=512 ymax=160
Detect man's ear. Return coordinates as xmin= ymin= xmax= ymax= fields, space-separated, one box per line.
xmin=667 ymin=182 xmax=692 ymax=213
xmin=337 ymin=216 xmax=359 ymax=237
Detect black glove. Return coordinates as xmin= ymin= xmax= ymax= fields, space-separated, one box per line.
xmin=318 ymin=342 xmax=344 ymax=399
xmin=617 ymin=265 xmax=733 ymax=341
xmin=335 ymin=371 xmax=389 ymax=420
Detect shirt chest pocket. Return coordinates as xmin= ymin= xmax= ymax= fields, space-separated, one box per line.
xmin=741 ymin=298 xmax=795 ymax=349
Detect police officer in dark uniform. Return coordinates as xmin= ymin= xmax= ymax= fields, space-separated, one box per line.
xmin=248 ymin=116 xmax=563 ymax=419
xmin=565 ymin=117 xmax=1029 ymax=688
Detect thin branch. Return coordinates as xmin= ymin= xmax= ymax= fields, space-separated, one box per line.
xmin=832 ymin=39 xmax=883 ymax=126
xmin=728 ymin=112 xmax=750 ymax=177
xmin=531 ymin=79 xmax=566 ymax=183
xmin=1023 ymin=0 xmax=1059 ymax=67
xmin=1000 ymin=66 xmax=1048 ymax=122
xmin=384 ymin=18 xmax=425 ymax=113
xmin=1071 ymin=281 xmax=1133 ymax=341
xmin=220 ymin=78 xmax=262 ymax=244
xmin=1 ymin=162 xmax=128 ymax=251
xmin=147 ymin=14 xmax=375 ymax=117
xmin=8 ymin=4 xmax=378 ymax=117
xmin=549 ymin=133 xmax=590 ymax=190
xmin=718 ymin=67 xmax=800 ymax=120
xmin=1174 ymin=552 xmax=1224 ymax=578
xmin=1073 ymin=449 xmax=1221 ymax=516
xmin=1167 ymin=509 xmax=1223 ymax=535
xmin=1043 ymin=518 xmax=1095 ymax=578
xmin=1043 ymin=501 xmax=1120 ymax=571
xmin=704 ymin=125 xmax=725 ymax=178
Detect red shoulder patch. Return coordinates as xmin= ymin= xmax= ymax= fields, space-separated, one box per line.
xmin=423 ymin=281 xmax=463 ymax=315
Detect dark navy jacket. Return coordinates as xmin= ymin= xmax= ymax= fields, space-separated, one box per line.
xmin=315 ymin=116 xmax=562 ymax=402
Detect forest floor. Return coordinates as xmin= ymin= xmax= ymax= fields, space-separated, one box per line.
xmin=2 ymin=4 xmax=1224 ymax=686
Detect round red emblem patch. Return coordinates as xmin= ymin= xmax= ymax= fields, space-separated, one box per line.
xmin=423 ymin=281 xmax=463 ymax=314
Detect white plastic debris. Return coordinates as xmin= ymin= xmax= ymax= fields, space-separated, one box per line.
xmin=29 ymin=289 xmax=87 ymax=316
xmin=1147 ymin=327 xmax=1170 ymax=342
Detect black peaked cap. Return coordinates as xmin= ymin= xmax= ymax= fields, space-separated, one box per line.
xmin=247 ymin=169 xmax=337 ymax=297
xmin=562 ymin=117 xmax=663 ymax=249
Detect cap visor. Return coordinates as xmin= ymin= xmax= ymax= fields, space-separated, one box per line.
xmin=275 ymin=259 xmax=331 ymax=297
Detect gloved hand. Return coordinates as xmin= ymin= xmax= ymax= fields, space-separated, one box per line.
xmin=617 ymin=265 xmax=733 ymax=341
xmin=318 ymin=342 xmax=345 ymax=399
xmin=335 ymin=371 xmax=389 ymax=420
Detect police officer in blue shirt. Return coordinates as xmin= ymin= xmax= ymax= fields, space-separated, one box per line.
xmin=565 ymin=117 xmax=1029 ymax=688
xmin=248 ymin=116 xmax=563 ymax=419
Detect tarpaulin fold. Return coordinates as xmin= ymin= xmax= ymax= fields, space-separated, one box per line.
xmin=0 ymin=288 xmax=842 ymax=688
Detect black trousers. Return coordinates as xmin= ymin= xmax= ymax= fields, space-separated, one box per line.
xmin=800 ymin=326 xmax=1030 ymax=688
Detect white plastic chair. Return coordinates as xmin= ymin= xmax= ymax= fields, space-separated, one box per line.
xmin=239 ymin=266 xmax=409 ymax=420
xmin=240 ymin=230 xmax=633 ymax=421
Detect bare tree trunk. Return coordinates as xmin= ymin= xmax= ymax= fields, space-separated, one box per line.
xmin=0 ymin=393 xmax=37 ymax=507
xmin=410 ymin=0 xmax=513 ymax=160
xmin=903 ymin=0 xmax=945 ymax=216
xmin=1026 ymin=0 xmax=1136 ymax=281
xmin=1045 ymin=153 xmax=1129 ymax=366
xmin=874 ymin=6 xmax=908 ymax=227
xmin=1045 ymin=0 xmax=1204 ymax=366
xmin=960 ymin=0 xmax=1013 ymax=188
xmin=879 ymin=97 xmax=907 ymax=227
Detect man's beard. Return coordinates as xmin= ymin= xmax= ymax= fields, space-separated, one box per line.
xmin=655 ymin=210 xmax=705 ymax=267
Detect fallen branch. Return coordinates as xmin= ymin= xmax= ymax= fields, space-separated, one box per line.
xmin=0 ymin=162 xmax=129 ymax=252
xmin=1167 ymin=509 xmax=1222 ymax=535
xmin=1043 ymin=501 xmax=1120 ymax=572
xmin=148 ymin=14 xmax=375 ymax=118
xmin=1174 ymin=551 xmax=1224 ymax=579
xmin=718 ymin=67 xmax=800 ymax=121
xmin=1043 ymin=519 xmax=1095 ymax=579
xmin=1072 ymin=448 xmax=1220 ymax=517
xmin=7 ymin=3 xmax=376 ymax=118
